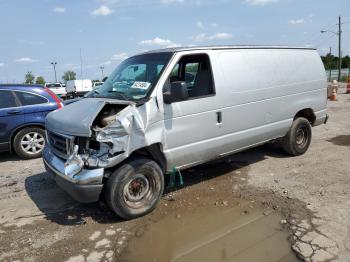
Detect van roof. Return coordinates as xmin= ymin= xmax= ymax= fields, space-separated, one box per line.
xmin=141 ymin=45 xmax=316 ymax=55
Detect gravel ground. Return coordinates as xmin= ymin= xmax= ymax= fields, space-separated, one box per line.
xmin=0 ymin=86 xmax=349 ymax=261
xmin=247 ymin=86 xmax=350 ymax=261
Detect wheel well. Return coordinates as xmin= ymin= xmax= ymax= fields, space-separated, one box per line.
xmin=294 ymin=108 xmax=316 ymax=125
xmin=10 ymin=124 xmax=45 ymax=151
xmin=129 ymin=143 xmax=167 ymax=173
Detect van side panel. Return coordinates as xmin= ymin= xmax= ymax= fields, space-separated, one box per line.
xmin=201 ymin=49 xmax=327 ymax=158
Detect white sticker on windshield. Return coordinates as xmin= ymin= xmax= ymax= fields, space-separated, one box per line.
xmin=132 ymin=81 xmax=151 ymax=90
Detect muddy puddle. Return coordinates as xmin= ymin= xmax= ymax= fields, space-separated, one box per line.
xmin=123 ymin=202 xmax=298 ymax=262
xmin=327 ymin=135 xmax=350 ymax=147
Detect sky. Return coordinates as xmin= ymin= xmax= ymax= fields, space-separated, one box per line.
xmin=0 ymin=0 xmax=349 ymax=83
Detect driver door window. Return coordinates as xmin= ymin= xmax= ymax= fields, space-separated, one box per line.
xmin=168 ymin=54 xmax=214 ymax=99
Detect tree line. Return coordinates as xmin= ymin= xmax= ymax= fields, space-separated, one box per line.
xmin=24 ymin=70 xmax=77 ymax=84
xmin=321 ymin=55 xmax=350 ymax=70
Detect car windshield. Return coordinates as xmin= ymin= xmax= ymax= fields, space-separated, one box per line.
xmin=86 ymin=52 xmax=172 ymax=101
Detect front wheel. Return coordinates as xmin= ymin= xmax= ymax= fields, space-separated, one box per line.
xmin=105 ymin=158 xmax=164 ymax=220
xmin=281 ymin=117 xmax=312 ymax=156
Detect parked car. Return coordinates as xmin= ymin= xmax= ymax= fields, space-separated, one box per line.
xmin=66 ymin=79 xmax=93 ymax=98
xmin=92 ymin=81 xmax=104 ymax=89
xmin=44 ymin=82 xmax=67 ymax=98
xmin=43 ymin=46 xmax=328 ymax=219
xmin=0 ymin=84 xmax=63 ymax=159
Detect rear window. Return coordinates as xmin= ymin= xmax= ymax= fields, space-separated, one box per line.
xmin=0 ymin=90 xmax=18 ymax=109
xmin=15 ymin=91 xmax=48 ymax=106
xmin=46 ymin=83 xmax=62 ymax=88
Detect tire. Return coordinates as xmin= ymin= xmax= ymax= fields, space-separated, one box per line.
xmin=13 ymin=127 xmax=46 ymax=159
xmin=105 ymin=158 xmax=164 ymax=220
xmin=281 ymin=117 xmax=312 ymax=156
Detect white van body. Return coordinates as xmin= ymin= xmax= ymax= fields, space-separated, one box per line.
xmin=161 ymin=48 xmax=327 ymax=168
xmin=66 ymin=79 xmax=93 ymax=95
xmin=43 ymin=46 xmax=327 ymax=218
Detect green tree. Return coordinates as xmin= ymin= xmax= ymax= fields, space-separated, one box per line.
xmin=341 ymin=55 xmax=350 ymax=68
xmin=321 ymin=55 xmax=350 ymax=70
xmin=25 ymin=71 xmax=35 ymax=84
xmin=62 ymin=70 xmax=76 ymax=82
xmin=35 ymin=76 xmax=45 ymax=85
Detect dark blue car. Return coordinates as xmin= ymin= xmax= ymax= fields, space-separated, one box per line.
xmin=0 ymin=84 xmax=63 ymax=159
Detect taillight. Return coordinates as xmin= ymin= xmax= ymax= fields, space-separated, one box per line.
xmin=44 ymin=88 xmax=63 ymax=109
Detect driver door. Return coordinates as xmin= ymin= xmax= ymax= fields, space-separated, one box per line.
xmin=162 ymin=54 xmax=221 ymax=169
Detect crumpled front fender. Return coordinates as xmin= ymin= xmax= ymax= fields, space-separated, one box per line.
xmin=87 ymin=98 xmax=164 ymax=169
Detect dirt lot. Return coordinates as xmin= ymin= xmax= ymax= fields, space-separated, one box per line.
xmin=0 ymin=87 xmax=349 ymax=262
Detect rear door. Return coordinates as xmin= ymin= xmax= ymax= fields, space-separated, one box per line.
xmin=0 ymin=90 xmax=24 ymax=150
xmin=14 ymin=91 xmax=52 ymax=124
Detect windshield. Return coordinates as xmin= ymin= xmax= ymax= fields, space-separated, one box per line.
xmin=86 ymin=52 xmax=173 ymax=101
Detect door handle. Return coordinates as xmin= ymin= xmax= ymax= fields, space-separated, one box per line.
xmin=216 ymin=111 xmax=222 ymax=125
xmin=7 ymin=110 xmax=22 ymax=115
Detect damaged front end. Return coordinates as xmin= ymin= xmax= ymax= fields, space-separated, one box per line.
xmin=43 ymin=97 xmax=160 ymax=202
xmin=63 ymin=102 xmax=150 ymax=174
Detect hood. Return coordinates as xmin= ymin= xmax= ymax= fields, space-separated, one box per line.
xmin=46 ymin=98 xmax=131 ymax=137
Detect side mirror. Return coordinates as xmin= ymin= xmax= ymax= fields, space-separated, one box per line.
xmin=163 ymin=81 xmax=188 ymax=104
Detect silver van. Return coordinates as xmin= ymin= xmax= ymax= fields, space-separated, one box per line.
xmin=43 ymin=46 xmax=328 ymax=219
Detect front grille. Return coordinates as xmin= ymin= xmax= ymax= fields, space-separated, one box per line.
xmin=47 ymin=130 xmax=74 ymax=159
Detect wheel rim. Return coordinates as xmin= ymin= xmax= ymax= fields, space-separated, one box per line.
xmin=20 ymin=132 xmax=45 ymax=155
xmin=295 ymin=126 xmax=308 ymax=148
xmin=123 ymin=173 xmax=154 ymax=209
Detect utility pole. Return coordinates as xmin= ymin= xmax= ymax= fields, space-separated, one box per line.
xmin=79 ymin=48 xmax=83 ymax=79
xmin=329 ymin=47 xmax=332 ymax=82
xmin=100 ymin=66 xmax=104 ymax=80
xmin=51 ymin=62 xmax=57 ymax=83
xmin=320 ymin=16 xmax=342 ymax=82
xmin=338 ymin=16 xmax=342 ymax=82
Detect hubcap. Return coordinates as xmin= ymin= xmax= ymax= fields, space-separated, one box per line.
xmin=20 ymin=132 xmax=45 ymax=154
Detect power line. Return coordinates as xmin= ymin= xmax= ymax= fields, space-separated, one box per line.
xmin=315 ymin=34 xmax=336 ymax=48
xmin=300 ymin=23 xmax=337 ymax=46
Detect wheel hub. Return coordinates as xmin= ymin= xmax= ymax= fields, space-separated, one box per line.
xmin=124 ymin=174 xmax=150 ymax=202
xmin=296 ymin=127 xmax=306 ymax=146
xmin=20 ymin=132 xmax=45 ymax=154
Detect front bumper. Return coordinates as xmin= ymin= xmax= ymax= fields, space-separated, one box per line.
xmin=43 ymin=146 xmax=104 ymax=203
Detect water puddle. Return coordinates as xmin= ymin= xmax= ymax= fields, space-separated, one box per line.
xmin=123 ymin=202 xmax=298 ymax=262
xmin=327 ymin=135 xmax=350 ymax=147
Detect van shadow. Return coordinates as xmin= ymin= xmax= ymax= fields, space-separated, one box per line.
xmin=25 ymin=143 xmax=287 ymax=226
xmin=164 ymin=143 xmax=288 ymax=194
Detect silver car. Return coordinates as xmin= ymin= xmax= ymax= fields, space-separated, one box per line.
xmin=43 ymin=46 xmax=328 ymax=219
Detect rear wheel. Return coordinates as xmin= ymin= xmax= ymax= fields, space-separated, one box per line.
xmin=281 ymin=117 xmax=312 ymax=156
xmin=13 ymin=127 xmax=46 ymax=159
xmin=105 ymin=158 xmax=164 ymax=220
